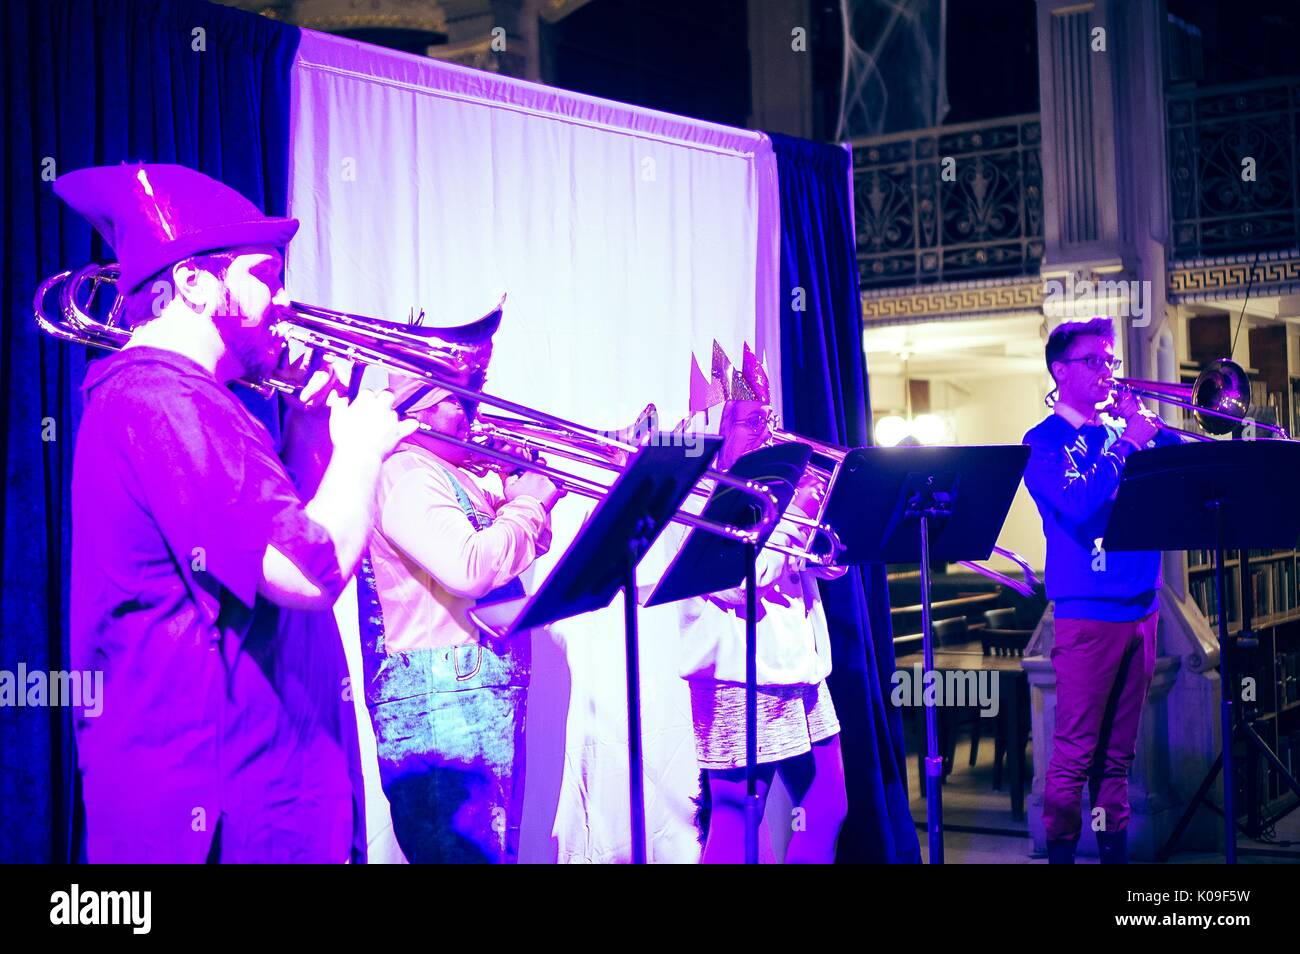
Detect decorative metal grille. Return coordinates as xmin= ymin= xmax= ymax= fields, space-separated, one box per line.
xmin=850 ymin=114 xmax=1043 ymax=290
xmin=1167 ymin=79 xmax=1300 ymax=259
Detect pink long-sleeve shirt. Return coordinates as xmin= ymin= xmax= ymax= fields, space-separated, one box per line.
xmin=367 ymin=441 xmax=551 ymax=653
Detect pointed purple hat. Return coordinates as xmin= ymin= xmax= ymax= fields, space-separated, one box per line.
xmin=53 ymin=163 xmax=299 ymax=293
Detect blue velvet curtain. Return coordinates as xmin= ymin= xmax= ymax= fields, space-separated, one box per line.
xmin=0 ymin=0 xmax=299 ymax=864
xmin=770 ymin=132 xmax=920 ymax=863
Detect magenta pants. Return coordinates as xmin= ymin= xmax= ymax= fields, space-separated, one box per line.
xmin=1044 ymin=611 xmax=1158 ymax=842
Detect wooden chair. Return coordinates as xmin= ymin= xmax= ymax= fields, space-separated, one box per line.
xmin=971 ymin=628 xmax=1033 ymax=789
xmin=923 ymin=616 xmax=978 ymax=776
xmin=980 ymin=627 xmax=1032 ymax=657
xmin=931 ymin=615 xmax=970 ymax=647
xmin=983 ymin=606 xmax=1018 ymax=630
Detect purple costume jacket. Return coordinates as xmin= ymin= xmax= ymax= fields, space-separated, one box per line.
xmin=70 ymin=347 xmax=363 ymax=863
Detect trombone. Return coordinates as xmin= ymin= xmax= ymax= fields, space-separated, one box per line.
xmin=765 ymin=430 xmax=1040 ymax=596
xmin=34 ymin=262 xmax=1038 ymax=588
xmin=1114 ymin=358 xmax=1291 ymax=442
xmin=672 ymin=416 xmax=1038 ymax=594
xmin=472 ymin=405 xmax=845 ymax=566
xmin=34 ymin=263 xmax=784 ymax=549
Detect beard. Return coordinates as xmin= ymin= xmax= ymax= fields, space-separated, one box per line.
xmin=215 ymin=316 xmax=281 ymax=380
xmin=211 ymin=287 xmax=284 ymax=380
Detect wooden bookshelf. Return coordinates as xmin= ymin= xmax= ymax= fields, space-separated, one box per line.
xmin=1187 ymin=556 xmax=1300 ymax=824
xmin=1179 ymin=351 xmax=1300 ymax=827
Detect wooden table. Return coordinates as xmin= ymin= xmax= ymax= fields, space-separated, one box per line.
xmin=894 ymin=639 xmax=1029 ymax=821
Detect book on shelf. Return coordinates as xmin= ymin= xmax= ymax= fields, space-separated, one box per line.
xmin=1190 ymin=567 xmax=1241 ymax=629
xmin=1186 ymin=553 xmax=1299 ymax=621
xmin=1251 ymin=567 xmax=1273 ymax=621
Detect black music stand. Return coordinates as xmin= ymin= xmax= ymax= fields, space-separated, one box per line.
xmin=648 ymin=443 xmax=811 ymax=605
xmin=646 ymin=442 xmax=811 ymax=864
xmin=471 ymin=438 xmax=721 ymax=864
xmin=822 ymin=445 xmax=1030 ymax=864
xmin=1101 ymin=440 xmax=1300 ymax=863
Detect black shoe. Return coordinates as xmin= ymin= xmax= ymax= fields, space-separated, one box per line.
xmin=1097 ymin=830 xmax=1128 ymax=864
xmin=1046 ymin=838 xmax=1077 ymax=864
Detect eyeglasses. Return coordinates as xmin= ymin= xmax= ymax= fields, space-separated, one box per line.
xmin=1059 ymin=355 xmax=1122 ymax=374
xmin=735 ymin=409 xmax=777 ymax=433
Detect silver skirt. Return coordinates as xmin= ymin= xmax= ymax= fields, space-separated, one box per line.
xmin=688 ymin=678 xmax=840 ymax=771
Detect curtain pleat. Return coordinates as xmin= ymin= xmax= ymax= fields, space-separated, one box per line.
xmin=770 ymin=132 xmax=921 ymax=863
xmin=0 ymin=0 xmax=300 ymax=863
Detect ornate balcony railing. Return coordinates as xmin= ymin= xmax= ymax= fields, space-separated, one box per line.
xmin=1167 ymin=78 xmax=1300 ymax=260
xmin=849 ymin=114 xmax=1043 ymax=290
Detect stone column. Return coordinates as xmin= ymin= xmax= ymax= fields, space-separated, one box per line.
xmin=746 ymin=0 xmax=814 ymax=138
xmin=1035 ymin=0 xmax=1171 ymax=374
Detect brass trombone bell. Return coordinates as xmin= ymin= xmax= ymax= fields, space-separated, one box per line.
xmin=1115 ymin=358 xmax=1289 ymax=441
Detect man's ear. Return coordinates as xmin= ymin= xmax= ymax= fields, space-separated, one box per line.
xmin=170 ymin=260 xmax=217 ymax=315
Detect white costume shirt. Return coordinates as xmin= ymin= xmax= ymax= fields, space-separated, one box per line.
xmin=677 ymin=525 xmax=841 ymax=687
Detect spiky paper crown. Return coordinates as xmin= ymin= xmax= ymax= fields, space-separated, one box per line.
xmin=688 ymin=339 xmax=771 ymax=414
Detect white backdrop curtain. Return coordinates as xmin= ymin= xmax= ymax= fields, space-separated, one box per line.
xmin=287 ymin=31 xmax=781 ymax=862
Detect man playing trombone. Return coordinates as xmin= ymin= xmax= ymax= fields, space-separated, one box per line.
xmin=54 ymin=164 xmax=414 ymax=863
xmin=357 ymin=328 xmax=563 ymax=863
xmin=1023 ymin=316 xmax=1181 ymax=864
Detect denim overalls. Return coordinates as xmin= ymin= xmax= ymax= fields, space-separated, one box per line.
xmin=358 ymin=464 xmax=531 ymax=863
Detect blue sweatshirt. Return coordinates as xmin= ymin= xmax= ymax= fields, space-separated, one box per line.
xmin=1022 ymin=408 xmax=1182 ymax=621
